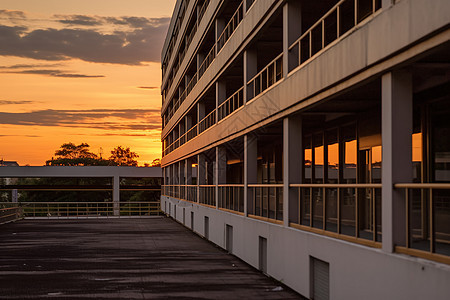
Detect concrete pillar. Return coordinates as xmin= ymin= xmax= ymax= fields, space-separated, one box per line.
xmin=113 ymin=175 xmax=120 ymax=216
xmin=180 ymin=160 xmax=185 ymax=185
xmin=283 ymin=1 xmax=302 ymax=75
xmin=198 ymin=102 xmax=206 ymax=122
xmin=216 ymin=80 xmax=227 ymax=121
xmin=244 ymin=134 xmax=258 ymax=216
xmin=185 ymin=158 xmax=192 ymax=185
xmin=215 ymin=18 xmax=226 ymax=54
xmin=381 ymin=70 xmax=413 ymax=252
xmin=215 ymin=147 xmax=226 ymax=209
xmin=198 ymin=154 xmax=206 ymax=203
xmin=244 ymin=49 xmax=258 ymax=103
xmin=185 ymin=74 xmax=192 ymax=89
xmin=283 ymin=117 xmax=303 ymax=227
xmin=185 ymin=115 xmax=193 ymax=131
xmin=197 ymin=53 xmax=205 ymax=72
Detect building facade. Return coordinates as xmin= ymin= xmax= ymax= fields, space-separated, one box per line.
xmin=160 ymin=0 xmax=450 ymax=298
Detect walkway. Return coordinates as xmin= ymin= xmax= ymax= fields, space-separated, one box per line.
xmin=0 ymin=217 xmax=301 ymax=299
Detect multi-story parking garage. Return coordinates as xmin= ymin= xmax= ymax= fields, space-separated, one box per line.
xmin=160 ymin=0 xmax=450 ymax=298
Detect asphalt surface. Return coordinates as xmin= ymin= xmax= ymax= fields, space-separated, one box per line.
xmin=0 ymin=217 xmax=302 ymax=299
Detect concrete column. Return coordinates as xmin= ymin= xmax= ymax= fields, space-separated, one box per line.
xmin=198 ymin=102 xmax=206 ymax=122
xmin=283 ymin=117 xmax=303 ymax=227
xmin=216 ymin=81 xmax=227 ymax=121
xmin=185 ymin=115 xmax=193 ymax=131
xmin=180 ymin=161 xmax=185 ymax=185
xmin=197 ymin=53 xmax=205 ymax=72
xmin=244 ymin=134 xmax=258 ymax=216
xmin=244 ymin=49 xmax=258 ymax=103
xmin=215 ymin=146 xmax=226 ymax=207
xmin=179 ymin=121 xmax=185 ymax=137
xmin=12 ymin=189 xmax=18 ymax=203
xmin=113 ymin=175 xmax=120 ymax=216
xmin=215 ymin=18 xmax=226 ymax=54
xmin=283 ymin=1 xmax=302 ymax=75
xmin=185 ymin=74 xmax=192 ymax=89
xmin=185 ymin=158 xmax=192 ymax=185
xmin=198 ymin=154 xmax=206 ymax=203
xmin=382 ymin=70 xmax=413 ymax=252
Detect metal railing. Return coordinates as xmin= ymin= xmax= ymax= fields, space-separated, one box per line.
xmin=290 ymin=183 xmax=382 ymax=243
xmin=198 ymin=109 xmax=216 ymax=134
xmin=199 ymin=185 xmax=216 ymax=206
xmin=247 ymin=53 xmax=283 ymax=100
xmin=185 ymin=22 xmax=198 ymax=50
xmin=187 ymin=185 xmax=198 ymax=202
xmin=218 ymin=185 xmax=244 ymax=213
xmin=248 ymin=184 xmax=283 ymax=221
xmin=19 ymin=201 xmax=161 ymax=219
xmin=217 ymin=1 xmax=244 ymax=51
xmin=218 ymin=87 xmax=244 ymax=121
xmin=198 ymin=44 xmax=216 ymax=78
xmin=0 ymin=202 xmax=22 ymax=224
xmin=394 ymin=183 xmax=450 ymax=262
xmin=289 ymin=0 xmax=381 ymax=68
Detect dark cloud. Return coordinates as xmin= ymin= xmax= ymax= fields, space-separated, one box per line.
xmin=0 ymin=134 xmax=41 ymax=138
xmin=0 ymin=14 xmax=170 ymax=65
xmin=54 ymin=15 xmax=102 ymax=26
xmin=3 ymin=69 xmax=105 ymax=78
xmin=0 ymin=100 xmax=36 ymax=105
xmin=138 ymin=86 xmax=158 ymax=90
xmin=0 ymin=63 xmax=62 ymax=69
xmin=0 ymin=108 xmax=162 ymax=131
xmin=0 ymin=10 xmax=26 ymax=19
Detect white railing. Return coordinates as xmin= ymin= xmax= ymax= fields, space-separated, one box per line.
xmin=19 ymin=201 xmax=161 ymax=218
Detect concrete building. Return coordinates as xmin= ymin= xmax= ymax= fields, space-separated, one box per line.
xmin=160 ymin=0 xmax=450 ymax=298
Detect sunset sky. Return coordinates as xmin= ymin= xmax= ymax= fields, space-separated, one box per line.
xmin=0 ymin=0 xmax=176 ymax=166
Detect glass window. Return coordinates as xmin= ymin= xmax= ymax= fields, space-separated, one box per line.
xmin=412 ymin=132 xmax=422 ymax=182
xmin=371 ymin=145 xmax=382 ymax=183
xmin=313 ymin=133 xmax=324 ymax=229
xmin=314 ymin=133 xmax=324 ymax=182
xmin=304 ymin=136 xmax=312 ymax=183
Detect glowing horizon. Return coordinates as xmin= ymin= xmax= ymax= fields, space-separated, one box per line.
xmin=0 ymin=0 xmax=176 ymax=166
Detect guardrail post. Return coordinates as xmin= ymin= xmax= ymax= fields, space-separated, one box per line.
xmin=113 ymin=175 xmax=120 ymax=216
xmin=283 ymin=117 xmax=303 ymax=226
xmin=244 ymin=134 xmax=257 ymax=216
xmin=381 ymin=70 xmax=413 ymax=252
xmin=283 ymin=0 xmax=302 ymax=76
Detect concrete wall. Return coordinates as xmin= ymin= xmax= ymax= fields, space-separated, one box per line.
xmin=161 ymin=196 xmax=450 ymax=299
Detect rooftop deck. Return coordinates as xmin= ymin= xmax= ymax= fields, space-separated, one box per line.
xmin=0 ymin=217 xmax=302 ymax=299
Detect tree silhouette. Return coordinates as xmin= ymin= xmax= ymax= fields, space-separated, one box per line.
xmin=109 ymin=146 xmax=139 ymax=166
